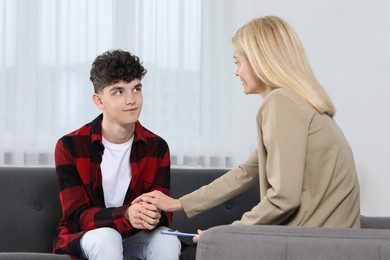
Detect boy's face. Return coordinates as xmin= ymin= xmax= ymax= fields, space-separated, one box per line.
xmin=93 ymin=79 xmax=143 ymax=128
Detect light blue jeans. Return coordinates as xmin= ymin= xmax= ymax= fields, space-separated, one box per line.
xmin=80 ymin=226 xmax=181 ymax=260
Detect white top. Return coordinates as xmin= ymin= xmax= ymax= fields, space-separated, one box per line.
xmin=101 ymin=137 xmax=133 ymax=208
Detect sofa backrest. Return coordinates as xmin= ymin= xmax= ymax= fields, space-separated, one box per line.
xmin=169 ymin=168 xmax=260 ymax=244
xmin=1 ymin=166 xmax=388 ymax=254
xmin=0 ymin=167 xmax=259 ymax=253
xmin=0 ymin=167 xmax=60 ymax=253
xmin=360 ymin=215 xmax=390 ymax=229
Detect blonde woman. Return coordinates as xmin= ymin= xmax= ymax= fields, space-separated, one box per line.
xmin=134 ymin=15 xmax=360 ymax=258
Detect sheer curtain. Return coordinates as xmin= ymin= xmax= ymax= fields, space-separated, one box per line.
xmin=1 ymin=0 xmax=118 ymax=166
xmin=0 ymin=0 xmax=259 ymax=168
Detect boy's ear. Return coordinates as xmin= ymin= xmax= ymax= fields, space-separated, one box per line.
xmin=92 ymin=93 xmax=104 ymax=109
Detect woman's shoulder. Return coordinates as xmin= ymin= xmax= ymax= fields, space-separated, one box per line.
xmin=263 ymin=88 xmax=312 ymax=110
xmin=258 ymin=88 xmax=316 ymax=119
xmin=265 ymin=88 xmax=299 ymax=101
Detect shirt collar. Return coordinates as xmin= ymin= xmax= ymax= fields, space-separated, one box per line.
xmin=90 ymin=114 xmax=147 ymax=144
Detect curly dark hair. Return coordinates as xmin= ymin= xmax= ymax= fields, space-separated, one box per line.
xmin=90 ymin=49 xmax=147 ymax=93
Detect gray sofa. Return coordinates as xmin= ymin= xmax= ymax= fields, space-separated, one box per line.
xmin=0 ymin=167 xmax=389 ymax=260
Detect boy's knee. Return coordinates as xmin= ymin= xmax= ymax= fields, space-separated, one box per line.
xmin=81 ymin=227 xmax=123 ymax=259
xmin=90 ymin=227 xmax=121 ymax=243
xmin=149 ymin=227 xmax=181 ymax=258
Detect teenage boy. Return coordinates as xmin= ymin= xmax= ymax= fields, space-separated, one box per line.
xmin=53 ymin=49 xmax=181 ymax=260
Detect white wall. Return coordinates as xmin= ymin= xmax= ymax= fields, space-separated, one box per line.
xmin=202 ymin=0 xmax=390 ymax=216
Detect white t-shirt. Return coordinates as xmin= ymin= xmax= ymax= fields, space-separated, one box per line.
xmin=101 ymin=137 xmax=133 ymax=208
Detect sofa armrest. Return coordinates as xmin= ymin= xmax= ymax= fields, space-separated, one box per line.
xmin=196 ymin=225 xmax=390 ymax=260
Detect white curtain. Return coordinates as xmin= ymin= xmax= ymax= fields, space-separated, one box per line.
xmin=0 ymin=0 xmax=258 ymax=168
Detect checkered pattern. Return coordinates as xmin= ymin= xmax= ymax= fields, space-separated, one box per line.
xmin=53 ymin=114 xmax=171 ymax=258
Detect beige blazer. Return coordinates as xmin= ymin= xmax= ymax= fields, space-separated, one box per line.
xmin=179 ymin=88 xmax=360 ymax=228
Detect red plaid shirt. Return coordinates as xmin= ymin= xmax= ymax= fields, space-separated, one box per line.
xmin=53 ymin=114 xmax=172 ymax=258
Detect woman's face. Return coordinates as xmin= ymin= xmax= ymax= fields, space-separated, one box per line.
xmin=233 ymin=50 xmax=269 ymax=97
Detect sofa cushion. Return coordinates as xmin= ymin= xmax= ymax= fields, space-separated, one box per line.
xmin=0 ymin=252 xmax=70 ymax=259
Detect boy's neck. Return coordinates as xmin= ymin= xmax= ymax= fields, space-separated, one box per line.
xmin=101 ymin=120 xmax=135 ymax=144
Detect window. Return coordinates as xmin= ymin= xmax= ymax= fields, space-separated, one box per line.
xmin=0 ymin=0 xmax=230 ymax=167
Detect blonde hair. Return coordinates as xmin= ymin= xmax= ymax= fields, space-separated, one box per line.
xmin=232 ymin=16 xmax=335 ymax=117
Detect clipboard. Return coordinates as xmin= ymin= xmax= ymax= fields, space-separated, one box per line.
xmin=161 ymin=230 xmax=197 ymax=237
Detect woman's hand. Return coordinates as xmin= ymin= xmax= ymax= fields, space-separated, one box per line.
xmin=193 ymin=229 xmax=205 ymax=243
xmin=132 ymin=190 xmax=183 ymax=212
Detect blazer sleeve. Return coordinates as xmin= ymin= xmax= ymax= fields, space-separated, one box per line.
xmin=179 ymin=150 xmax=259 ymax=218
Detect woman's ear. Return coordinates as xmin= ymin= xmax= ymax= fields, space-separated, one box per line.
xmin=92 ymin=93 xmax=104 ymax=109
